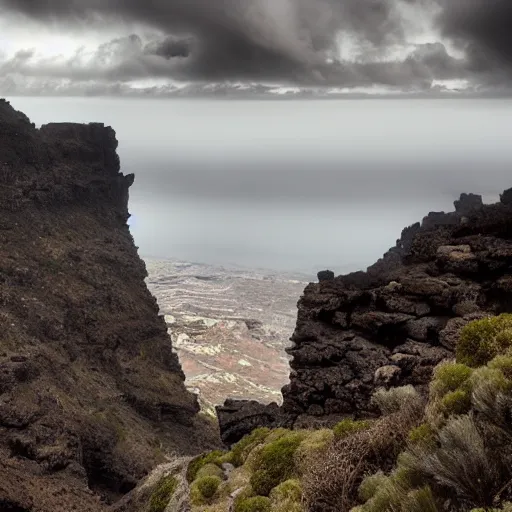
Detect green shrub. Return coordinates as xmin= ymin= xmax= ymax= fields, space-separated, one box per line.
xmin=270 ymin=479 xmax=303 ymax=512
xmin=408 ymin=423 xmax=436 ymax=447
xmin=230 ymin=427 xmax=271 ymax=467
xmin=196 ymin=475 xmax=221 ymax=499
xmin=333 ymin=418 xmax=371 ymax=439
xmin=430 ymin=362 xmax=473 ymax=398
xmin=264 ymin=428 xmax=291 ymax=443
xmin=457 ymin=314 xmax=512 ymax=367
xmin=487 ymin=352 xmax=512 ymax=380
xmin=440 ymin=389 xmax=472 ymax=416
xmin=273 ymin=501 xmax=303 ymax=512
xmin=186 ymin=450 xmax=225 ymax=483
xmin=196 ymin=462 xmax=225 ymax=480
xmin=149 ymin=475 xmax=177 ymax=512
xmin=270 ymin=479 xmax=302 ymax=502
xmin=294 ymin=429 xmax=334 ymax=474
xmin=362 ymin=463 xmax=421 ymax=511
xmin=234 ymin=496 xmax=272 ymax=512
xmin=358 ymin=471 xmax=388 ymax=502
xmin=249 ymin=433 xmax=303 ymax=496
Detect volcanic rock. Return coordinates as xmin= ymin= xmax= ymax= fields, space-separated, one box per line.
xmin=218 ymin=186 xmax=512 ymax=444
xmin=317 ymin=270 xmax=335 ymax=282
xmin=0 ymin=100 xmax=219 ymax=511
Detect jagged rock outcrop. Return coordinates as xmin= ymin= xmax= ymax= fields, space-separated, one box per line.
xmin=216 ymin=399 xmax=294 ymax=446
xmin=218 ymin=188 xmax=512 ymax=444
xmin=0 ymin=100 xmax=219 ymax=511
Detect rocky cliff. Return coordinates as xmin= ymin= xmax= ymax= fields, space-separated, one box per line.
xmin=218 ymin=190 xmax=512 ymax=443
xmin=0 ymin=100 xmax=219 ymax=511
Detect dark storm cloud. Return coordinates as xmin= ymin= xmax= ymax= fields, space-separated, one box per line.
xmin=439 ymin=0 xmax=512 ymax=69
xmin=145 ymin=36 xmax=192 ymax=59
xmin=1 ymin=0 xmax=511 ymax=88
xmin=0 ymin=0 xmax=431 ymax=84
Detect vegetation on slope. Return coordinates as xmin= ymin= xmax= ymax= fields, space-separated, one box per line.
xmin=355 ymin=313 xmax=512 ymax=512
xmin=149 ymin=313 xmax=512 ymax=512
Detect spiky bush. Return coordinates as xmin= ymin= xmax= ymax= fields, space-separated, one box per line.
xmin=406 ymin=414 xmax=510 ymax=508
xmin=471 ymin=374 xmax=512 ymax=439
xmin=372 ymin=385 xmax=423 ymax=416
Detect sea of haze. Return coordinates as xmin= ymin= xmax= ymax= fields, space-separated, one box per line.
xmin=9 ymin=97 xmax=512 ymax=277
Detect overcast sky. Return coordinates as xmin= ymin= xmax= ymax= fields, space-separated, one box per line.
xmin=9 ymin=95 xmax=511 ymax=275
xmin=1 ymin=0 xmax=511 ymax=96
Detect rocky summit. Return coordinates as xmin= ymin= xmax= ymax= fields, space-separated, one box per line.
xmin=0 ymin=99 xmax=219 ymax=511
xmin=217 ymin=189 xmax=512 ymax=444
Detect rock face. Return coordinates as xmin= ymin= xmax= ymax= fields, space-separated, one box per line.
xmin=218 ymin=187 xmax=512 ymax=443
xmin=0 ymin=100 xmax=219 ymax=511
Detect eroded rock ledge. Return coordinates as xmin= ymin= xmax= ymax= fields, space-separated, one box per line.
xmin=0 ymin=99 xmax=219 ymax=511
xmin=217 ymin=189 xmax=512 ymax=444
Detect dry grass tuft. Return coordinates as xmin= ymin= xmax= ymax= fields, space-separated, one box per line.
xmin=302 ymin=403 xmax=422 ymax=512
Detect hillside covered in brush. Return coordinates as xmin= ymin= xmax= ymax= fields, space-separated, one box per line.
xmin=126 ymin=313 xmax=512 ymax=512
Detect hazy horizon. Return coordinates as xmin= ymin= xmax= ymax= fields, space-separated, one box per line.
xmin=8 ymin=96 xmax=511 ymax=277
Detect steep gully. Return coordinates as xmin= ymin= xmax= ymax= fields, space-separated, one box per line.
xmin=1 ymin=99 xmax=512 ymax=508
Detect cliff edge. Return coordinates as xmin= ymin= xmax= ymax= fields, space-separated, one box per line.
xmin=0 ymin=100 xmax=219 ymax=511
xmin=218 ymin=190 xmax=512 ymax=443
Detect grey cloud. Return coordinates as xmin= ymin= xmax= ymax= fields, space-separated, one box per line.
xmin=439 ymin=0 xmax=512 ymax=68
xmin=0 ymin=32 xmax=468 ymax=94
xmin=0 ymin=0 xmax=432 ymax=84
xmin=145 ymin=36 xmax=192 ymax=59
xmin=1 ymin=0 xmax=511 ymax=89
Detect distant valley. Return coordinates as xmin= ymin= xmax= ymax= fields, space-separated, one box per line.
xmin=145 ymin=258 xmax=310 ymax=414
